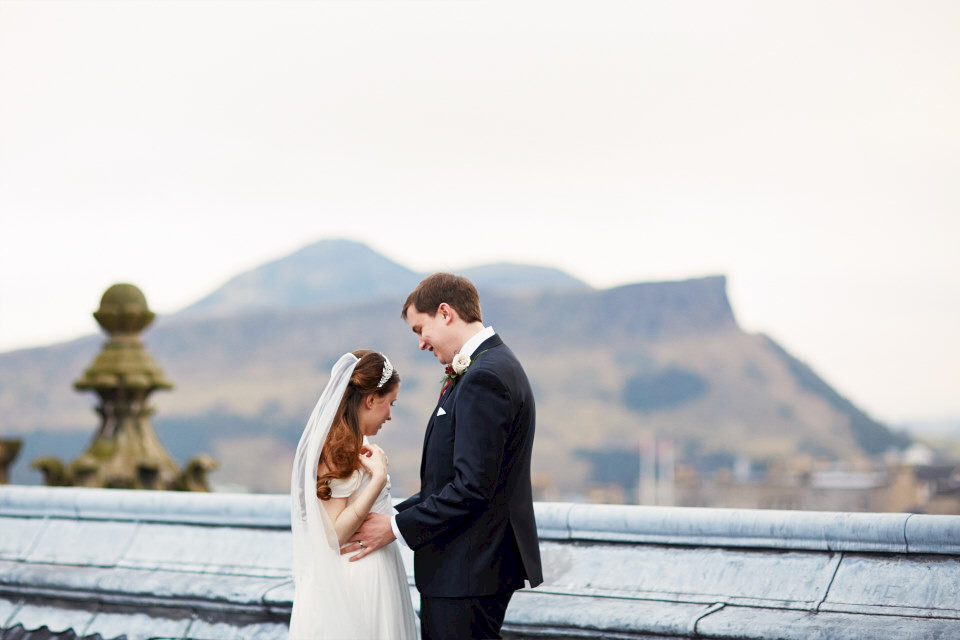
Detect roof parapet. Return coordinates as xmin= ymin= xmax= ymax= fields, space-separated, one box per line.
xmin=3 ymin=486 xmax=960 ymax=639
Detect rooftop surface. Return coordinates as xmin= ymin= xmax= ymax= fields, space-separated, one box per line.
xmin=2 ymin=486 xmax=959 ymax=639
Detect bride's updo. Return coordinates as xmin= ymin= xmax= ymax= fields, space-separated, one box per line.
xmin=317 ymin=349 xmax=399 ymax=501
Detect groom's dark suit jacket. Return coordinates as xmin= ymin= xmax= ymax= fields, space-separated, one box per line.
xmin=395 ymin=334 xmax=543 ymax=597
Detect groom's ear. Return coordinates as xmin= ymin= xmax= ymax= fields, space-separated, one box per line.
xmin=437 ymin=302 xmax=455 ymax=324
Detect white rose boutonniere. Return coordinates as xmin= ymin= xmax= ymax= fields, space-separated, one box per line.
xmin=439 ymin=350 xmax=489 ymax=399
xmin=451 ymin=353 xmax=471 ymax=376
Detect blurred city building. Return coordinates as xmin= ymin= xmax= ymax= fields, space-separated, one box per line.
xmin=558 ymin=437 xmax=960 ymax=516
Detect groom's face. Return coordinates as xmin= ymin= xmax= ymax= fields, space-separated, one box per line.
xmin=406 ymin=304 xmax=454 ymax=365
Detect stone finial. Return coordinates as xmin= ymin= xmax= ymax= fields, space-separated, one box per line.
xmin=74 ymin=284 xmax=173 ymax=392
xmin=175 ymin=454 xmax=220 ymax=492
xmin=0 ymin=439 xmax=21 ymax=484
xmin=34 ymin=284 xmax=216 ymax=491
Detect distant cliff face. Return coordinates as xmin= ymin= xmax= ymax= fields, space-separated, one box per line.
xmin=0 ymin=240 xmax=907 ymax=493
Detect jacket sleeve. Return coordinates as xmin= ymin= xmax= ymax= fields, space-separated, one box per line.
xmin=396 ymin=367 xmax=511 ymax=549
xmin=394 ymin=492 xmax=420 ymax=513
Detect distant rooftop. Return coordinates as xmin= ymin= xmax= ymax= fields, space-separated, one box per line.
xmin=2 ymin=486 xmax=960 ymax=639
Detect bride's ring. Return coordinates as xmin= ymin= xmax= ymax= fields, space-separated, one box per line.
xmin=359 ymin=541 xmax=365 ymax=550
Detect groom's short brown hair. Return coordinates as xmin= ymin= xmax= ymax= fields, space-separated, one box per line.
xmin=402 ymin=273 xmax=483 ymax=323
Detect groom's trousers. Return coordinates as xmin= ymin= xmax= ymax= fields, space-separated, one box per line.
xmin=419 ymin=592 xmax=513 ymax=640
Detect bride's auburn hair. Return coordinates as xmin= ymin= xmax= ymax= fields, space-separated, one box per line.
xmin=317 ymin=349 xmax=399 ymax=501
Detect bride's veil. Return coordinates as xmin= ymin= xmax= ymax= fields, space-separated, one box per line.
xmin=289 ymin=352 xmax=361 ymax=634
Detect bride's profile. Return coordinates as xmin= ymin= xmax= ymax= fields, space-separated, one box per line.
xmin=290 ymin=349 xmax=417 ymax=639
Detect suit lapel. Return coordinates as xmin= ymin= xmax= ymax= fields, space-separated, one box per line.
xmin=418 ymin=335 xmax=505 ymax=480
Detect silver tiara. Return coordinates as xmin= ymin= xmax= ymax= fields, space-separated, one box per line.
xmin=377 ymin=354 xmax=394 ymax=388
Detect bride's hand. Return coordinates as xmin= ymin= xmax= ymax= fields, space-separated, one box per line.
xmin=359 ymin=443 xmax=388 ymax=481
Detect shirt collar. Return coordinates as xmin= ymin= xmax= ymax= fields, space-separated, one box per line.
xmin=458 ymin=325 xmax=495 ymax=359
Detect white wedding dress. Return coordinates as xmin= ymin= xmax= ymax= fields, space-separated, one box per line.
xmin=290 ymin=353 xmax=417 ymax=640
xmin=297 ymin=469 xmax=417 ymax=640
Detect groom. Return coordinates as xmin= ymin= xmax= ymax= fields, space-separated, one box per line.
xmin=348 ymin=272 xmax=543 ymax=639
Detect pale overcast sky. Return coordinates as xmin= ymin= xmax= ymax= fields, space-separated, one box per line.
xmin=1 ymin=1 xmax=958 ymax=423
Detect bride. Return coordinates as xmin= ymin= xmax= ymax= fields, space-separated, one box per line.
xmin=290 ymin=350 xmax=417 ymax=639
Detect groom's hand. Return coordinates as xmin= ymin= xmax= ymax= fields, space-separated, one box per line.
xmin=342 ymin=512 xmax=396 ymax=562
